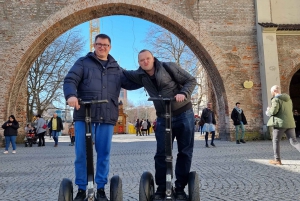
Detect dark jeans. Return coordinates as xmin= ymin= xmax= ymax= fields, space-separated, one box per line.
xmin=38 ymin=132 xmax=45 ymax=146
xmin=136 ymin=128 xmax=141 ymax=136
xmin=155 ymin=108 xmax=194 ymax=189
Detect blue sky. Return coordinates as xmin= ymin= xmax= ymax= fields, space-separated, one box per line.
xmin=75 ymin=16 xmax=159 ymax=105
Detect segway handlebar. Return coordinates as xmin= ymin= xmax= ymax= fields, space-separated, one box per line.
xmin=78 ymin=99 xmax=108 ymax=105
xmin=148 ymin=97 xmax=176 ymax=101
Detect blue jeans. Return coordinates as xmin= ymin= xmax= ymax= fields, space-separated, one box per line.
xmin=51 ymin=130 xmax=60 ymax=145
xmin=5 ymin=136 xmax=16 ymax=151
xmin=155 ymin=108 xmax=195 ymax=189
xmin=235 ymin=122 xmax=245 ymax=140
xmin=74 ymin=121 xmax=114 ymax=190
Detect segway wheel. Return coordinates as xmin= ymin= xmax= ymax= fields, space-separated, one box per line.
xmin=58 ymin=178 xmax=73 ymax=201
xmin=188 ymin=171 xmax=200 ymax=201
xmin=110 ymin=175 xmax=123 ymax=201
xmin=139 ymin=171 xmax=155 ymax=201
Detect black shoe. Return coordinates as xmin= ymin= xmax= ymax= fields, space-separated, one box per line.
xmin=205 ymin=144 xmax=209 ymax=148
xmin=154 ymin=185 xmax=165 ymax=200
xmin=97 ymin=188 xmax=108 ymax=201
xmin=240 ymin=139 xmax=246 ymax=143
xmin=236 ymin=140 xmax=240 ymax=144
xmin=74 ymin=189 xmax=86 ymax=201
xmin=175 ymin=188 xmax=188 ymax=200
xmin=211 ymin=142 xmax=216 ymax=147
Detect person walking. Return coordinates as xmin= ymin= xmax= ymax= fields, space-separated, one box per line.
xmin=147 ymin=119 xmax=151 ymax=135
xmin=201 ymin=102 xmax=217 ymax=148
xmin=2 ymin=115 xmax=19 ymax=154
xmin=63 ymin=33 xmax=141 ymax=201
xmin=293 ymin=110 xmax=300 ymax=137
xmin=135 ymin=118 xmax=142 ymax=136
xmin=35 ymin=114 xmax=47 ymax=147
xmin=48 ymin=113 xmax=63 ymax=147
xmin=68 ymin=122 xmax=75 ymax=146
xmin=266 ymin=85 xmax=300 ymax=165
xmin=124 ymin=49 xmax=196 ymax=200
xmin=231 ymin=102 xmax=247 ymax=144
xmin=141 ymin=119 xmax=148 ymax=136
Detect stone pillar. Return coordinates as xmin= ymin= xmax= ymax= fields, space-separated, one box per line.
xmin=255 ymin=0 xmax=281 ymax=131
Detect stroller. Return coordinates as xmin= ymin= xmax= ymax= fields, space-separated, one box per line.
xmin=24 ymin=128 xmax=38 ymax=147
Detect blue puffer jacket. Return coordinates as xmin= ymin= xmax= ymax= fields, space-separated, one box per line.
xmin=63 ymin=52 xmax=142 ymax=124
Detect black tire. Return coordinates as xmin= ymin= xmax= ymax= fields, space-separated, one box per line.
xmin=110 ymin=175 xmax=123 ymax=201
xmin=188 ymin=171 xmax=200 ymax=201
xmin=58 ymin=178 xmax=73 ymax=201
xmin=139 ymin=171 xmax=155 ymax=201
xmin=29 ymin=143 xmax=32 ymax=147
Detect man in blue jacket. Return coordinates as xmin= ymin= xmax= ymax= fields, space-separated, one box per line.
xmin=63 ymin=34 xmax=141 ymax=201
xmin=124 ymin=49 xmax=197 ymax=200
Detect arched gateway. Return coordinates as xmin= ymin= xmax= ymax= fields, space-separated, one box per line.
xmin=2 ymin=0 xmax=300 ymax=142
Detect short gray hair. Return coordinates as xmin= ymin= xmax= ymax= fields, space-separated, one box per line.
xmin=270 ymin=85 xmax=281 ymax=93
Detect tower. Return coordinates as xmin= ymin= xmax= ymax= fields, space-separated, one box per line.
xmin=89 ymin=19 xmax=100 ymax=51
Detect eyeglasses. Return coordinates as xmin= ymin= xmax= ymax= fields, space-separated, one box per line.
xmin=95 ymin=43 xmax=110 ymax=48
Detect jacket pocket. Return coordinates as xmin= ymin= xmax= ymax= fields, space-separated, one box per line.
xmin=108 ymin=98 xmax=118 ymax=122
xmin=75 ymin=95 xmax=97 ymax=119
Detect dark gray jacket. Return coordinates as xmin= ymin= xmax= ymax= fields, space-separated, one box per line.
xmin=64 ymin=52 xmax=141 ymax=124
xmin=124 ymin=58 xmax=196 ymax=117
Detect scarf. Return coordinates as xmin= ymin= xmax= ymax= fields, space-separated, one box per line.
xmin=235 ymin=107 xmax=242 ymax=114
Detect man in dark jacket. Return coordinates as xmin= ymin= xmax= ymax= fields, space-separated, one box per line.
xmin=63 ymin=34 xmax=141 ymax=201
xmin=48 ymin=113 xmax=63 ymax=147
xmin=201 ymin=102 xmax=217 ymax=148
xmin=124 ymin=49 xmax=196 ymax=200
xmin=231 ymin=102 xmax=247 ymax=144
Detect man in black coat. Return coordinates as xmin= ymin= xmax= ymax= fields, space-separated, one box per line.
xmin=231 ymin=102 xmax=248 ymax=144
xmin=48 ymin=113 xmax=63 ymax=147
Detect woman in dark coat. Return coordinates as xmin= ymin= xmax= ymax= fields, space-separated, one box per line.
xmin=2 ymin=115 xmax=19 ymax=154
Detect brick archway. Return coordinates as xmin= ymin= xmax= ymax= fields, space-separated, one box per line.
xmin=3 ymin=1 xmax=230 ymax=138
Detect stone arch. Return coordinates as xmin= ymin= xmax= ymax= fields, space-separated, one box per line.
xmin=4 ymin=0 xmax=230 ymax=138
xmin=288 ymin=63 xmax=300 ymax=110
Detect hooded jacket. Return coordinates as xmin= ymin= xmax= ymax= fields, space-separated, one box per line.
xmin=123 ymin=58 xmax=196 ymax=117
xmin=266 ymin=93 xmax=296 ymax=128
xmin=63 ymin=52 xmax=141 ymax=124
xmin=2 ymin=120 xmax=19 ymax=136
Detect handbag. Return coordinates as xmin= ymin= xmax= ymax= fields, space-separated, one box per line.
xmin=42 ymin=124 xmax=47 ymax=129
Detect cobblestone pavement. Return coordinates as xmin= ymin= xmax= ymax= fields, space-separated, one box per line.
xmin=1 ymin=133 xmax=300 ymax=201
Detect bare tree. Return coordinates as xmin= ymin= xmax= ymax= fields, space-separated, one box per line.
xmin=27 ymin=29 xmax=86 ymax=121
xmin=144 ymin=26 xmax=208 ymax=114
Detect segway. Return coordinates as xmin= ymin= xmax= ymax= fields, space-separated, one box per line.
xmin=58 ymin=99 xmax=123 ymax=201
xmin=139 ymin=97 xmax=200 ymax=201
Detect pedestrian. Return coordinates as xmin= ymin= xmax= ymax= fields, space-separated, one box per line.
xmin=63 ymin=33 xmax=141 ymax=201
xmin=68 ymin=122 xmax=75 ymax=146
xmin=35 ymin=114 xmax=47 ymax=147
xmin=124 ymin=49 xmax=196 ymax=200
xmin=147 ymin=119 xmax=151 ymax=135
xmin=231 ymin=102 xmax=248 ymax=144
xmin=2 ymin=115 xmax=19 ymax=154
xmin=48 ymin=113 xmax=63 ymax=147
xmin=293 ymin=110 xmax=300 ymax=137
xmin=142 ymin=119 xmax=148 ymax=136
xmin=198 ymin=118 xmax=205 ymax=135
xmin=266 ymin=85 xmax=300 ymax=165
xmin=152 ymin=119 xmax=157 ymax=132
xmin=135 ymin=118 xmax=142 ymax=136
xmin=201 ymin=102 xmax=217 ymax=148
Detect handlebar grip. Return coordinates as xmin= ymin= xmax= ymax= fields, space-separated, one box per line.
xmin=78 ymin=99 xmax=109 ymax=105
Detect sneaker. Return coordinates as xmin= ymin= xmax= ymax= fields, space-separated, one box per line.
xmin=240 ymin=139 xmax=246 ymax=143
xmin=205 ymin=144 xmax=209 ymax=148
xmin=175 ymin=188 xmax=188 ymax=200
xmin=3 ymin=151 xmax=8 ymax=154
xmin=74 ymin=189 xmax=86 ymax=201
xmin=12 ymin=150 xmax=16 ymax=154
xmin=269 ymin=159 xmax=282 ymax=165
xmin=211 ymin=143 xmax=216 ymax=147
xmin=97 ymin=188 xmax=108 ymax=201
xmin=154 ymin=185 xmax=166 ymax=200
xmin=236 ymin=140 xmax=240 ymax=144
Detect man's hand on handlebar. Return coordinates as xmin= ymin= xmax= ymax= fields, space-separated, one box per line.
xmin=67 ymin=97 xmax=80 ymax=110
xmin=174 ymin=94 xmax=186 ymax=102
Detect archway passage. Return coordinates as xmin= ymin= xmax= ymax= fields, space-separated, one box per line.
xmin=5 ymin=2 xmax=229 ymax=140
xmin=290 ymin=69 xmax=300 ymax=111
